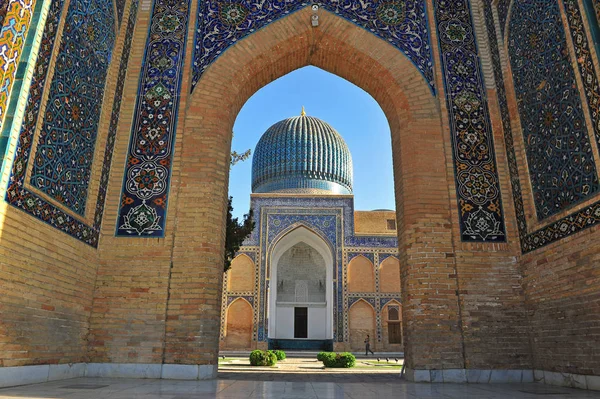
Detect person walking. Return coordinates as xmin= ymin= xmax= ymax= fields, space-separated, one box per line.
xmin=364 ymin=334 xmax=375 ymax=356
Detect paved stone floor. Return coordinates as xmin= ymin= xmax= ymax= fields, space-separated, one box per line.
xmin=1 ymin=375 xmax=600 ymax=398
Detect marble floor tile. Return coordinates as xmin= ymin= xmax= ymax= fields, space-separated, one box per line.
xmin=0 ymin=376 xmax=598 ymax=399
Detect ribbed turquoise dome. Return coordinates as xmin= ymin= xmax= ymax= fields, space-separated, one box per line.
xmin=252 ymin=113 xmax=353 ymax=194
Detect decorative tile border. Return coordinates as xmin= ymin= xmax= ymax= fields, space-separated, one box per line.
xmin=115 ymin=0 xmax=126 ymax=27
xmin=434 ymin=0 xmax=506 ymax=242
xmin=484 ymin=0 xmax=600 ymax=252
xmin=496 ymin=0 xmax=511 ymax=38
xmin=5 ymin=0 xmax=139 ymax=246
xmin=0 ymin=0 xmax=35 ymax=127
xmin=191 ymin=0 xmax=435 ymax=94
xmin=115 ymin=0 xmax=191 ymax=237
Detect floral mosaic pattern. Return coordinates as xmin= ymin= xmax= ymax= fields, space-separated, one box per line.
xmin=484 ymin=0 xmax=600 ymax=252
xmin=116 ymin=0 xmax=191 ymax=236
xmin=434 ymin=0 xmax=506 ymax=242
xmin=0 ymin=0 xmax=35 ymax=126
xmin=6 ymin=0 xmax=139 ymax=246
xmin=29 ymin=0 xmax=116 ymax=215
xmin=563 ymin=0 xmax=600 ymax=150
xmin=508 ymin=0 xmax=599 ymax=220
xmin=192 ymin=0 xmax=435 ymax=93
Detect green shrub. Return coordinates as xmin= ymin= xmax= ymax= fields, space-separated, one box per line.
xmin=321 ymin=352 xmax=356 ymax=368
xmin=272 ymin=350 xmax=286 ymax=360
xmin=317 ymin=351 xmax=331 ymax=362
xmin=249 ymin=350 xmax=277 ymax=366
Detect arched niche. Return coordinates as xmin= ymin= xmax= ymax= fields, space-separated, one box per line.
xmin=224 ymin=298 xmax=253 ymax=349
xmin=227 ymin=254 xmax=255 ymax=292
xmin=347 ymin=255 xmax=375 ymax=293
xmin=268 ymin=226 xmax=334 ymax=340
xmin=348 ymin=299 xmax=376 ymax=351
xmin=382 ymin=300 xmax=403 ymax=349
xmin=379 ymin=256 xmax=400 ymax=293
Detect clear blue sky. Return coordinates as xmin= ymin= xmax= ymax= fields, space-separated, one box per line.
xmin=229 ymin=66 xmax=395 ymax=219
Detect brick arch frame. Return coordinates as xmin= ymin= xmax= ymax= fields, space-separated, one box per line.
xmin=174 ymin=6 xmax=460 ymax=372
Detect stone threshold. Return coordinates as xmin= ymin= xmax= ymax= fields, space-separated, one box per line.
xmin=1 ymin=364 xmax=598 ymax=391
xmin=405 ymin=368 xmax=600 ymax=391
xmin=0 ymin=363 xmax=217 ymax=388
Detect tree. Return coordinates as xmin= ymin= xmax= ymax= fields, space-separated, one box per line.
xmin=224 ymin=145 xmax=254 ymax=272
xmin=230 ymin=149 xmax=251 ymax=166
xmin=224 ymin=197 xmax=255 ymax=272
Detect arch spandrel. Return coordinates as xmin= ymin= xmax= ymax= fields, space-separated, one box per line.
xmin=192 ymin=0 xmax=436 ymax=94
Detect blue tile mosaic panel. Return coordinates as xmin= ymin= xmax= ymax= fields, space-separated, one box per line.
xmin=433 ymin=0 xmax=506 ymax=242
xmin=508 ymin=0 xmax=599 ymax=220
xmin=28 ymin=0 xmax=115 ymax=216
xmin=482 ymin=0 xmax=600 ymax=252
xmin=6 ymin=0 xmax=139 ymax=246
xmin=192 ymin=0 xmax=435 ymax=93
xmin=116 ymin=0 xmax=191 ymax=236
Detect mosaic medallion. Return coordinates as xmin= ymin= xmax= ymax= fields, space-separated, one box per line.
xmin=218 ymin=2 xmax=248 ymax=27
xmin=376 ymin=2 xmax=405 ymax=26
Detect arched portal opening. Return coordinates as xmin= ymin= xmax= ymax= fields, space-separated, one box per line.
xmin=268 ymin=226 xmax=334 ymax=348
xmin=178 ymin=6 xmax=456 ymax=370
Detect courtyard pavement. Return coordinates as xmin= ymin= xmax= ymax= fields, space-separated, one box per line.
xmin=1 ymin=375 xmax=600 ymax=398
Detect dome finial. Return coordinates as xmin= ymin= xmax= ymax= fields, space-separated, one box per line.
xmin=301 ymin=106 xmax=306 ymax=117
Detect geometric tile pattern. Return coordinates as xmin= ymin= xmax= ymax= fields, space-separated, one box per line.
xmin=507 ymin=0 xmax=599 ymax=220
xmin=484 ymin=0 xmax=600 ymax=252
xmin=191 ymin=0 xmax=436 ymax=94
xmin=30 ymin=0 xmax=116 ymax=215
xmin=115 ymin=0 xmax=191 ymax=236
xmin=0 ymin=0 xmax=35 ymax=127
xmin=5 ymin=0 xmax=139 ymax=246
xmin=433 ymin=0 xmax=506 ymax=241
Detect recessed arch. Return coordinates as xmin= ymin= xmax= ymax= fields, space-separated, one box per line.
xmin=347 ymin=255 xmax=375 ymax=293
xmin=224 ymin=298 xmax=253 ymax=349
xmin=382 ymin=300 xmax=403 ymax=348
xmin=379 ymin=256 xmax=400 ymax=293
xmin=268 ymin=225 xmax=334 ymax=340
xmin=348 ymin=299 xmax=376 ymax=351
xmin=227 ymin=254 xmax=255 ymax=292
